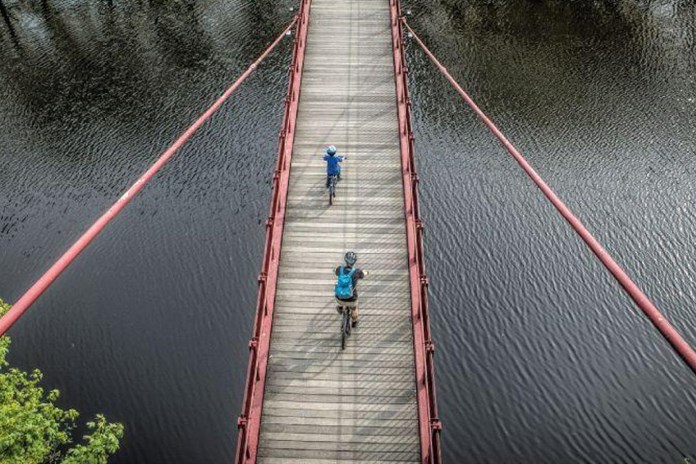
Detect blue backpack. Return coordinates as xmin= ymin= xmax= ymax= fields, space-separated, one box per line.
xmin=335 ymin=266 xmax=357 ymax=300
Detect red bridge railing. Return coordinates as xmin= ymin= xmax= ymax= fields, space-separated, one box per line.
xmin=234 ymin=1 xmax=312 ymax=462
xmin=389 ymin=1 xmax=442 ymax=462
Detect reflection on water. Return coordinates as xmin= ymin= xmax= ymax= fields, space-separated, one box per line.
xmin=407 ymin=0 xmax=696 ymax=462
xmin=1 ymin=1 xmax=295 ymax=462
xmin=1 ymin=0 xmax=695 ymax=462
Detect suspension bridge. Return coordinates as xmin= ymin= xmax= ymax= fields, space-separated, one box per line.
xmin=2 ymin=0 xmax=696 ymax=463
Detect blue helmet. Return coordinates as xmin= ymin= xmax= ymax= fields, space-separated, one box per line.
xmin=326 ymin=145 xmax=337 ymax=156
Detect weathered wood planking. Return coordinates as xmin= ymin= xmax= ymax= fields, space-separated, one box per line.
xmin=257 ymin=0 xmax=420 ymax=462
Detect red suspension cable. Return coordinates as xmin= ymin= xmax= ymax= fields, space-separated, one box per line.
xmin=0 ymin=17 xmax=297 ymax=336
xmin=403 ymin=19 xmax=696 ymax=375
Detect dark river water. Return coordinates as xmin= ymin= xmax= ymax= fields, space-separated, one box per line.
xmin=1 ymin=0 xmax=695 ymax=462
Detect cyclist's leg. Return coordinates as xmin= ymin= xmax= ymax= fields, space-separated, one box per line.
xmin=326 ymin=174 xmax=331 ymax=188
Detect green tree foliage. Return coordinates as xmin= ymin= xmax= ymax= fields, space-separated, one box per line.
xmin=0 ymin=300 xmax=123 ymax=463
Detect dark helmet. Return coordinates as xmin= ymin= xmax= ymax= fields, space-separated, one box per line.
xmin=344 ymin=251 xmax=357 ymax=266
xmin=326 ymin=145 xmax=337 ymax=156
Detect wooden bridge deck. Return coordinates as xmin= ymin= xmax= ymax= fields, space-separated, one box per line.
xmin=256 ymin=0 xmax=420 ymax=462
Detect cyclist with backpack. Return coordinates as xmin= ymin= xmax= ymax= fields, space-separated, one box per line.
xmin=335 ymin=251 xmax=366 ymax=327
xmin=323 ymin=145 xmax=344 ymax=188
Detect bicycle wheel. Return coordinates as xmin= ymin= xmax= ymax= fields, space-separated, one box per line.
xmin=329 ymin=179 xmax=335 ymax=206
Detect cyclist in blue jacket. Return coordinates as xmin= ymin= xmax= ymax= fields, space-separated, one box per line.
xmin=335 ymin=251 xmax=366 ymax=327
xmin=323 ymin=145 xmax=344 ymax=188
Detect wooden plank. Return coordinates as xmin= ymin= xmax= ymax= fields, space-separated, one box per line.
xmin=268 ymin=337 xmax=414 ymax=349
xmin=263 ymin=399 xmax=415 ymax=413
xmin=259 ymin=460 xmax=411 ymax=464
xmin=259 ymin=459 xmax=412 ymax=464
xmin=261 ymin=432 xmax=419 ymax=445
xmin=269 ymin=324 xmax=413 ymax=337
xmin=266 ymin=372 xmax=415 ymax=384
xmin=261 ymin=409 xmax=416 ymax=423
xmin=268 ymin=336 xmax=413 ymax=350
xmin=272 ymin=301 xmax=409 ymax=311
xmin=267 ymin=359 xmax=415 ymax=370
xmin=271 ymin=314 xmax=411 ymax=324
xmin=263 ymin=392 xmax=418 ymax=406
xmin=268 ymin=338 xmax=413 ymax=350
xmin=264 ymin=381 xmax=414 ymax=392
xmin=257 ymin=448 xmax=419 ymax=462
xmin=259 ymin=439 xmax=418 ymax=453
xmin=266 ymin=320 xmax=410 ymax=332
xmin=266 ymin=345 xmax=413 ymax=358
xmin=271 ymin=301 xmax=409 ymax=311
xmin=262 ymin=422 xmax=418 ymax=436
